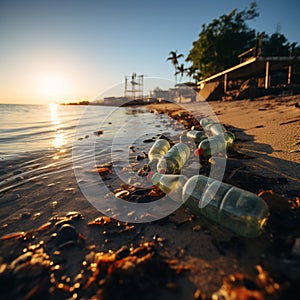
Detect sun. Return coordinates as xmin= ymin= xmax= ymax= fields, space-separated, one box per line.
xmin=38 ymin=75 xmax=69 ymax=101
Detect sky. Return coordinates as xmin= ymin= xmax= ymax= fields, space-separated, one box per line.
xmin=1 ymin=0 xmax=300 ymax=104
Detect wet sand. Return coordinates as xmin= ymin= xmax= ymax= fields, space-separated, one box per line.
xmin=0 ymin=95 xmax=300 ymax=299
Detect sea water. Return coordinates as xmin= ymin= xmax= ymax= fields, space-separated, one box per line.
xmin=0 ymin=104 xmax=176 ymax=158
xmin=0 ymin=103 xmax=183 ymax=193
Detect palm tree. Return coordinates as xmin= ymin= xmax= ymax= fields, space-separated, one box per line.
xmin=175 ymin=64 xmax=187 ymax=83
xmin=167 ymin=50 xmax=183 ymax=84
xmin=186 ymin=66 xmax=196 ymax=82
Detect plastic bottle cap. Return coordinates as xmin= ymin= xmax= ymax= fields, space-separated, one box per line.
xmin=194 ymin=148 xmax=204 ymax=157
xmin=147 ymin=171 xmax=155 ymax=182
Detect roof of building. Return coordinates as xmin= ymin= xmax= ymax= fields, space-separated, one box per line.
xmin=198 ymin=56 xmax=300 ymax=85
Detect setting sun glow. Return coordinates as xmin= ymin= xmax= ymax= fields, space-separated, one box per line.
xmin=38 ymin=76 xmax=69 ymax=102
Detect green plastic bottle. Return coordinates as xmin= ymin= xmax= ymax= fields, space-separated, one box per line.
xmin=148 ymin=139 xmax=171 ymax=162
xmin=182 ymin=175 xmax=270 ymax=237
xmin=186 ymin=130 xmax=207 ymax=143
xmin=194 ymin=131 xmax=235 ymax=157
xmin=157 ymin=143 xmax=190 ymax=174
xmin=200 ymin=118 xmax=226 ymax=136
xmin=148 ymin=172 xmax=188 ymax=202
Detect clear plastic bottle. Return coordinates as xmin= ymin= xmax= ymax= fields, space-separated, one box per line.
xmin=157 ymin=143 xmax=190 ymax=174
xmin=186 ymin=130 xmax=207 ymax=143
xmin=194 ymin=131 xmax=235 ymax=157
xmin=148 ymin=172 xmax=188 ymax=202
xmin=199 ymin=118 xmax=215 ymax=128
xmin=200 ymin=118 xmax=226 ymax=136
xmin=148 ymin=139 xmax=171 ymax=162
xmin=182 ymin=175 xmax=270 ymax=237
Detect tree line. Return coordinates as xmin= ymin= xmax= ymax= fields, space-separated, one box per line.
xmin=168 ymin=2 xmax=300 ymax=83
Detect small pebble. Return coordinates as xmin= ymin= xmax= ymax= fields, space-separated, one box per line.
xmin=51 ymin=201 xmax=58 ymax=208
xmin=193 ymin=225 xmax=201 ymax=231
xmin=115 ymin=190 xmax=130 ymax=198
xmin=1 ymin=224 xmax=8 ymax=230
xmin=33 ymin=212 xmax=41 ymax=219
xmin=94 ymin=130 xmax=103 ymax=136
xmin=194 ymin=289 xmax=202 ymax=299
xmin=66 ymin=211 xmax=84 ymax=220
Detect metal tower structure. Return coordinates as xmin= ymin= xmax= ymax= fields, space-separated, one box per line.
xmin=124 ymin=73 xmax=144 ymax=100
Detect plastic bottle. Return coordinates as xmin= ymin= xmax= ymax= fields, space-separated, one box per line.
xmin=199 ymin=118 xmax=215 ymax=128
xmin=148 ymin=172 xmax=188 ymax=202
xmin=157 ymin=143 xmax=190 ymax=174
xmin=182 ymin=175 xmax=269 ymax=237
xmin=200 ymin=118 xmax=226 ymax=136
xmin=194 ymin=131 xmax=235 ymax=157
xmin=148 ymin=139 xmax=171 ymax=162
xmin=186 ymin=130 xmax=207 ymax=143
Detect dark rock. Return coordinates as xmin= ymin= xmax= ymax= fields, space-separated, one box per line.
xmin=56 ymin=224 xmax=78 ymax=245
xmin=143 ymin=139 xmax=155 ymax=143
xmin=19 ymin=212 xmax=31 ymax=219
xmin=135 ymin=154 xmax=144 ymax=160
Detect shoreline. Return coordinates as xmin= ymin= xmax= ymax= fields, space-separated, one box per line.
xmin=0 ymin=95 xmax=300 ymax=299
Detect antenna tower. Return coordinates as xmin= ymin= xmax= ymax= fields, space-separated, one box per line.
xmin=124 ymin=73 xmax=144 ymax=99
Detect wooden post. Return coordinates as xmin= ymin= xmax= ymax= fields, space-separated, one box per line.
xmin=287 ymin=65 xmax=292 ymax=85
xmin=224 ymin=73 xmax=227 ymax=93
xmin=265 ymin=61 xmax=269 ymax=89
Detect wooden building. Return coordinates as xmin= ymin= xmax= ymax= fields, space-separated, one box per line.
xmin=198 ymin=55 xmax=300 ymax=100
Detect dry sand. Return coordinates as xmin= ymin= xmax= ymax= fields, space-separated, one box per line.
xmin=0 ymin=95 xmax=299 ymax=299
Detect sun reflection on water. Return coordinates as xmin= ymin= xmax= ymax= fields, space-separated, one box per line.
xmin=49 ymin=103 xmax=60 ymax=125
xmin=49 ymin=104 xmax=66 ymax=152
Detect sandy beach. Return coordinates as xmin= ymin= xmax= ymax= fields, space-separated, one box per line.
xmin=0 ymin=95 xmax=300 ymax=299
xmin=147 ymin=95 xmax=300 ymax=197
